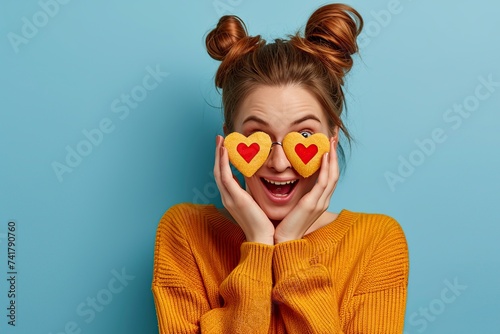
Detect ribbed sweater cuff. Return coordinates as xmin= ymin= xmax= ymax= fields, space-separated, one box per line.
xmin=237 ymin=242 xmax=274 ymax=283
xmin=273 ymin=239 xmax=313 ymax=279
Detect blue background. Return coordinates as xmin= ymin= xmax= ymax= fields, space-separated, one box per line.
xmin=1 ymin=0 xmax=499 ymax=333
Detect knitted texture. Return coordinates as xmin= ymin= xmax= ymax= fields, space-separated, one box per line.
xmin=152 ymin=203 xmax=409 ymax=333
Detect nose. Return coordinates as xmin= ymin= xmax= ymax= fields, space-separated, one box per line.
xmin=265 ymin=141 xmax=291 ymax=172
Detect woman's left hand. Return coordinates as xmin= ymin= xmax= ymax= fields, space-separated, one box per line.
xmin=274 ymin=137 xmax=339 ymax=244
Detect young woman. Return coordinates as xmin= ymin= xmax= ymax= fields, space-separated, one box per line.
xmin=152 ymin=3 xmax=409 ymax=333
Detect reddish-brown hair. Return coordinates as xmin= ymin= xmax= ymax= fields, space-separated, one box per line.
xmin=206 ymin=3 xmax=363 ymax=169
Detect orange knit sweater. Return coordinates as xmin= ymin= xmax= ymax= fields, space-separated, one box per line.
xmin=152 ymin=203 xmax=409 ymax=333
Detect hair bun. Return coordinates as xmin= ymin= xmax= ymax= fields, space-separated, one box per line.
xmin=206 ymin=15 xmax=263 ymax=87
xmin=206 ymin=15 xmax=247 ymax=61
xmin=293 ymin=4 xmax=363 ymax=81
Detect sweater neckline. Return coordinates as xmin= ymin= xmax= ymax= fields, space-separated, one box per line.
xmin=303 ymin=208 xmax=359 ymax=245
xmin=204 ymin=204 xmax=359 ymax=246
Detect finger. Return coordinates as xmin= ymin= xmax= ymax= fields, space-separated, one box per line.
xmin=213 ymin=135 xmax=222 ymax=181
xmin=214 ymin=136 xmax=242 ymax=205
xmin=232 ymin=174 xmax=242 ymax=187
xmin=317 ymin=136 xmax=337 ymax=189
xmin=295 ymin=152 xmax=330 ymax=214
xmin=219 ymin=146 xmax=244 ymax=195
xmin=329 ymin=138 xmax=340 ymax=184
xmin=213 ymin=136 xmax=231 ymax=200
xmin=313 ymin=150 xmax=331 ymax=193
xmin=318 ymin=138 xmax=340 ymax=203
xmin=311 ymin=139 xmax=338 ymax=208
xmin=310 ymin=152 xmax=332 ymax=207
xmin=327 ymin=137 xmax=339 ymax=182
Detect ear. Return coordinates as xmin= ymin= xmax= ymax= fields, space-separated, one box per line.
xmin=334 ymin=125 xmax=339 ymax=138
xmin=331 ymin=126 xmax=339 ymax=149
xmin=223 ymin=124 xmax=229 ymax=136
xmin=330 ymin=125 xmax=339 ymax=141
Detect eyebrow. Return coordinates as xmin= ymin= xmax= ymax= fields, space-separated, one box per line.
xmin=242 ymin=115 xmax=270 ymax=126
xmin=291 ymin=114 xmax=322 ymax=125
xmin=242 ymin=114 xmax=321 ymax=126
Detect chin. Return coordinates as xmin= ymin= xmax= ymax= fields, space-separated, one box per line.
xmin=260 ymin=206 xmax=290 ymax=223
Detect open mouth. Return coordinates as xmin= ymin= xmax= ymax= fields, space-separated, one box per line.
xmin=261 ymin=177 xmax=298 ymax=197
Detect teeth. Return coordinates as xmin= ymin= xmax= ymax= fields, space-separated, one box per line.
xmin=263 ymin=178 xmax=297 ymax=185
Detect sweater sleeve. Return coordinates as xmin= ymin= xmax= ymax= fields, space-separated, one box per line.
xmin=344 ymin=217 xmax=409 ymax=334
xmin=271 ymin=216 xmax=409 ymax=334
xmin=272 ymin=239 xmax=343 ymax=334
xmin=152 ymin=205 xmax=274 ymax=334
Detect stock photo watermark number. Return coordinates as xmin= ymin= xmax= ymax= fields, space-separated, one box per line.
xmin=5 ymin=221 xmax=17 ymax=327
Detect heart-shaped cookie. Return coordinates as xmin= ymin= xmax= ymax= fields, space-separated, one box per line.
xmin=223 ymin=132 xmax=272 ymax=177
xmin=282 ymin=132 xmax=330 ymax=178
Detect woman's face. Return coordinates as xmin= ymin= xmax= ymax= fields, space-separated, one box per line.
xmin=231 ymin=84 xmax=335 ymax=223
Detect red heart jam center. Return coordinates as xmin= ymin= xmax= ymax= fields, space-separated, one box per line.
xmin=237 ymin=142 xmax=260 ymax=163
xmin=295 ymin=143 xmax=318 ymax=164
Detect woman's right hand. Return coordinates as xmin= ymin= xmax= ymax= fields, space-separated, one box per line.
xmin=213 ymin=135 xmax=275 ymax=245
